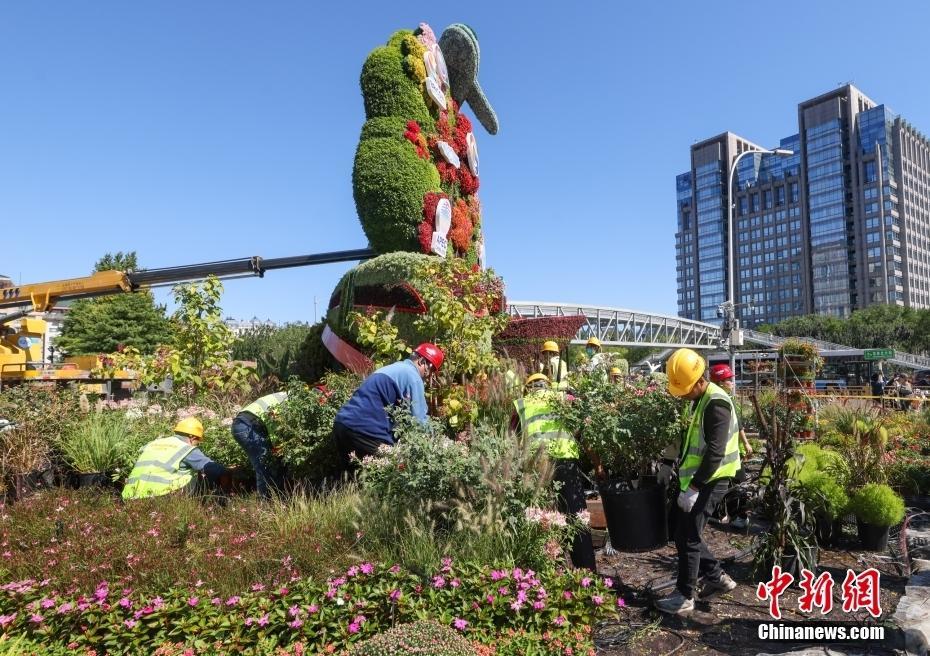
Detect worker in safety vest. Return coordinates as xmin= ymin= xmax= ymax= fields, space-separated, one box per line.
xmin=333 ymin=343 xmax=444 ymax=468
xmin=582 ymin=337 xmax=608 ymax=371
xmin=609 ymin=366 xmax=623 ymax=384
xmin=709 ymin=364 xmax=753 ymax=529
xmin=122 ymin=417 xmax=227 ymax=501
xmin=511 ymin=373 xmax=596 ymax=572
xmin=539 ymin=341 xmax=568 ymax=390
xmin=232 ymin=392 xmax=288 ymax=499
xmin=655 ymin=348 xmax=740 ymax=615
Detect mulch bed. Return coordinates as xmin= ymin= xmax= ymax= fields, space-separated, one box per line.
xmin=592 ymin=521 xmax=907 ymax=656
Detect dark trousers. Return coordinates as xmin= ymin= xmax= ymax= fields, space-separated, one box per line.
xmin=332 ymin=421 xmax=390 ymax=470
xmin=231 ymin=413 xmax=283 ymax=499
xmin=554 ymin=460 xmax=597 ymax=573
xmin=675 ymin=479 xmax=729 ymax=598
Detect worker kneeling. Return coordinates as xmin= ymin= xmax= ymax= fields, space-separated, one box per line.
xmin=232 ymin=392 xmax=287 ymax=499
xmin=655 ymin=348 xmax=740 ymax=614
xmin=512 ymin=373 xmax=596 ymax=572
xmin=122 ymin=418 xmax=227 ymax=501
xmin=333 ymin=343 xmax=443 ymax=466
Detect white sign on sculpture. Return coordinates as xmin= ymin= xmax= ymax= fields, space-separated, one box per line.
xmin=465 ymin=132 xmax=479 ymax=176
xmin=433 ymin=44 xmax=449 ymax=87
xmin=423 ymin=48 xmax=437 ymax=81
xmin=431 ymin=198 xmax=452 ymax=258
xmin=477 ymin=234 xmax=485 ymax=268
xmin=437 ymin=141 xmax=460 ymax=168
xmin=425 ymin=76 xmax=446 ymax=109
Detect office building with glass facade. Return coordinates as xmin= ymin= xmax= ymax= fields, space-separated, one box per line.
xmin=675 ymin=84 xmax=930 ymax=327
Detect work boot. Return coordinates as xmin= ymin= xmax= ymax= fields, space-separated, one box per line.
xmin=699 ymin=573 xmax=737 ymax=599
xmin=654 ymin=590 xmax=694 ymax=614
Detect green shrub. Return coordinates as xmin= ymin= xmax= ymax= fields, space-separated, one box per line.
xmin=58 ymin=411 xmax=133 ymax=476
xmin=293 ymin=320 xmax=342 ymax=384
xmin=353 ymin=136 xmax=441 ymax=254
xmin=360 ymin=41 xmax=433 ymax=127
xmin=349 ymin=620 xmax=473 ymax=656
xmin=849 ymin=483 xmax=906 ymax=526
xmin=802 ymin=472 xmax=848 ymax=520
xmin=889 ymin=461 xmax=930 ymax=497
xmin=264 ymin=372 xmax=360 ymax=481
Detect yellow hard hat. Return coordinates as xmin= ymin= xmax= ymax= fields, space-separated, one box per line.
xmin=525 ymin=373 xmax=550 ymax=387
xmin=666 ymin=348 xmax=706 ymax=397
xmin=542 ymin=340 xmax=559 ymax=353
xmin=174 ymin=417 xmax=204 ymax=440
xmin=587 ymin=337 xmax=602 ymax=348
xmin=610 ymin=367 xmax=622 ymax=376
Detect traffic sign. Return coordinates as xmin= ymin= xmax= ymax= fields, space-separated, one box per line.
xmin=863 ymin=348 xmax=894 ymax=361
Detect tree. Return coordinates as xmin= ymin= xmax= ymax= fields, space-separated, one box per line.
xmin=56 ymin=252 xmax=171 ymax=355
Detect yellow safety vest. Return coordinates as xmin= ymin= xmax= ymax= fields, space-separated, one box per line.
xmin=242 ymin=392 xmax=287 ymax=421
xmin=678 ymin=382 xmax=741 ymax=492
xmin=514 ymin=393 xmax=580 ymax=460
xmin=121 ymin=436 xmax=196 ymax=500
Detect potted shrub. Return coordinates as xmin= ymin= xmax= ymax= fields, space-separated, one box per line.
xmin=58 ymin=412 xmax=132 ymax=488
xmin=778 ymin=338 xmax=823 ymax=382
xmin=751 ymin=398 xmax=819 ymax=578
xmin=849 ymin=483 xmax=905 ymax=551
xmin=1 ymin=425 xmax=53 ymax=500
xmin=802 ymin=472 xmax=848 ymax=547
xmin=556 ymin=374 xmax=682 ymax=551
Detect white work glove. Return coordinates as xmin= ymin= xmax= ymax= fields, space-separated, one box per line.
xmin=677 ymin=486 xmax=699 ymax=513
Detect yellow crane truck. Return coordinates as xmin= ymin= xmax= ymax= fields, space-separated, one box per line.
xmin=0 ymin=249 xmax=372 ymax=390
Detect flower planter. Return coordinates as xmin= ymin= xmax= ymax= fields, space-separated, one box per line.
xmin=599 ymin=477 xmax=667 ymax=552
xmin=760 ymin=545 xmax=819 ymax=580
xmin=815 ymin=516 xmax=843 ymax=547
xmin=9 ymin=468 xmax=54 ymax=501
xmin=585 ymin=498 xmax=607 ymax=529
xmin=77 ymin=472 xmax=111 ymax=489
xmin=856 ymin=520 xmax=890 ymax=552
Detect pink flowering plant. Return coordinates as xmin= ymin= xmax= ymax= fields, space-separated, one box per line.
xmin=0 ymin=561 xmax=620 ymax=654
xmin=556 ymin=374 xmax=683 ymax=484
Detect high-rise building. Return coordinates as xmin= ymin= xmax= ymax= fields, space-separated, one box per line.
xmin=676 ymin=84 xmax=930 ymax=327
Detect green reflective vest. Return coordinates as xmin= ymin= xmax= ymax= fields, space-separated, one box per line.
xmin=121 ymin=436 xmax=196 ymax=500
xmin=242 ymin=392 xmax=287 ymax=421
xmin=514 ymin=393 xmax=580 ymax=460
xmin=678 ymin=382 xmax=741 ymax=492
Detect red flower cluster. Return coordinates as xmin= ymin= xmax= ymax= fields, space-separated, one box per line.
xmin=418 ymin=220 xmax=433 ymax=253
xmin=419 ymin=191 xmax=449 ymax=254
xmin=459 ymin=167 xmax=479 ymax=195
xmin=403 ymin=120 xmax=429 ymax=159
xmin=436 ymin=161 xmax=458 ymax=184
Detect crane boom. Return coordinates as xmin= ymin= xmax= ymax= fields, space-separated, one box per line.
xmin=0 ymin=247 xmax=375 ymax=325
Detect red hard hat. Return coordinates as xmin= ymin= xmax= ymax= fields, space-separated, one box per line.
xmin=710 ymin=364 xmax=734 ymax=383
xmin=414 ymin=343 xmax=444 ymax=372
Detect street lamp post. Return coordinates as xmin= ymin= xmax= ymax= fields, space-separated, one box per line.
xmin=725 ymin=146 xmax=794 ymax=385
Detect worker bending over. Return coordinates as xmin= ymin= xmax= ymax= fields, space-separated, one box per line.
xmin=333 ymin=343 xmax=444 ymax=466
xmin=512 ymin=373 xmax=596 ymax=572
xmin=122 ymin=418 xmax=227 ymax=500
xmin=232 ymin=392 xmax=287 ymax=499
xmin=655 ymin=348 xmax=740 ymax=614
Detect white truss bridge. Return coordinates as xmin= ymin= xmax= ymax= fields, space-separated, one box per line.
xmin=506 ymin=301 xmax=721 ymax=349
xmin=507 ymin=301 xmax=930 ymax=370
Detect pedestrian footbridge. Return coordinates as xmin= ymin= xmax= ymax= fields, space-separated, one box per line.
xmin=507 ymin=301 xmax=930 ymax=371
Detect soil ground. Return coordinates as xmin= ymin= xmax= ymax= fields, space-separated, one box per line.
xmin=592 ymin=520 xmax=908 ymax=656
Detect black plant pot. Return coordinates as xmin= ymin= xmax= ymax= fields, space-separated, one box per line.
xmin=77 ymin=472 xmax=110 ymax=489
xmin=760 ymin=545 xmax=819 ymax=580
xmin=856 ymin=520 xmax=890 ymax=552
xmin=815 ymin=516 xmax=843 ymax=547
xmin=600 ymin=477 xmax=668 ymax=552
xmin=9 ymin=468 xmax=54 ymax=501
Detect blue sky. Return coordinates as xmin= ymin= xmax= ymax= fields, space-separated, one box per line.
xmin=3 ymin=1 xmax=930 ymax=323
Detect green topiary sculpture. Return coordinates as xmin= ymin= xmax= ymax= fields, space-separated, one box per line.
xmin=352 ymin=22 xmax=497 ymax=258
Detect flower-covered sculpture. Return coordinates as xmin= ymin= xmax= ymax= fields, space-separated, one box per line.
xmin=316 ymin=22 xmax=503 ymax=373
xmin=352 ymin=23 xmax=497 ymax=261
